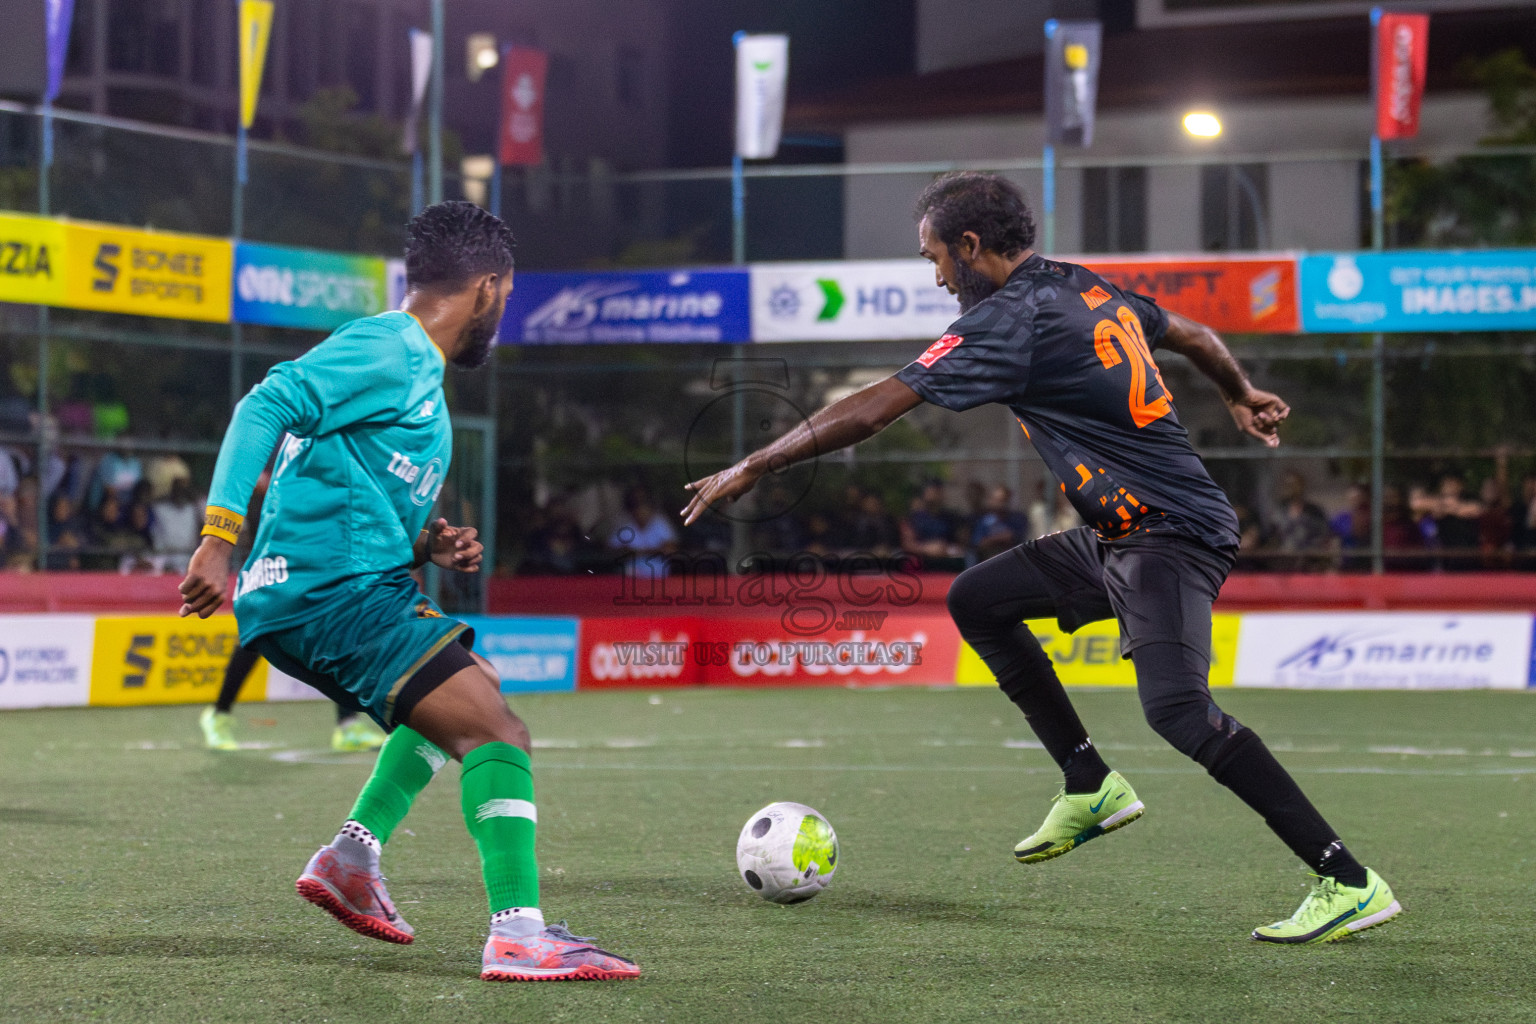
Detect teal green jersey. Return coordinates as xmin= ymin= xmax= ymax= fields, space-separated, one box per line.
xmin=202 ymin=311 xmax=452 ymax=642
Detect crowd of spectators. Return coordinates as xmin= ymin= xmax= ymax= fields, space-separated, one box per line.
xmin=524 ymin=468 xmax=1536 ymax=577
xmin=0 ymin=446 xmax=205 ymax=573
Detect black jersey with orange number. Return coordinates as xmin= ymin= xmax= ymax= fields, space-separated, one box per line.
xmin=894 ymin=254 xmax=1240 ymax=551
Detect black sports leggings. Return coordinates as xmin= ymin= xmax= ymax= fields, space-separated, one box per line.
xmin=945 ymin=548 xmax=1240 ymax=770
xmin=215 ymin=642 xmax=357 ymax=723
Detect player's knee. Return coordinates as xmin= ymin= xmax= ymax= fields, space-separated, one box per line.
xmin=947 ymin=565 xmax=1003 ymax=632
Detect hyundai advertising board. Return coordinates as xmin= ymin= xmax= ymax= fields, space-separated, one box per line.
xmin=500 ymin=269 xmax=750 ymax=344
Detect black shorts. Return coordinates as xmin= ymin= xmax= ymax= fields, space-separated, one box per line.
xmin=1020 ymin=527 xmax=1234 ymax=658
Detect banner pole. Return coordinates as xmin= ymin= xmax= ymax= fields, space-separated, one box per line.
xmin=490 ymin=160 xmax=502 ymax=218
xmin=412 ymin=149 xmax=424 ymax=213
xmin=731 ymin=154 xmax=746 ymax=265
xmin=1368 ymin=7 xmax=1386 ymax=574
xmin=429 ymin=0 xmax=444 ymax=205
xmin=1042 ymin=144 xmax=1055 ymax=254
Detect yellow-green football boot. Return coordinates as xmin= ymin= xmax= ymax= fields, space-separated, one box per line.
xmin=1014 ymin=770 xmax=1144 ymax=864
xmin=332 ymin=715 xmax=388 ymax=752
xmin=200 ymin=707 xmax=239 ymax=751
xmin=1252 ymin=868 xmax=1401 ymax=944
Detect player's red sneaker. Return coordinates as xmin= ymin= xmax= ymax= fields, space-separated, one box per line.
xmin=481 ymin=922 xmax=640 ymax=982
xmin=295 ymin=844 xmax=415 ymax=945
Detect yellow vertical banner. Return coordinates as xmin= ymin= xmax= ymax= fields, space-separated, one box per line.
xmin=60 ymin=220 xmax=233 ymax=322
xmin=239 ymin=0 xmax=275 ymax=129
xmin=0 ymin=212 xmax=68 ymax=306
xmin=90 ymin=615 xmax=268 ymax=707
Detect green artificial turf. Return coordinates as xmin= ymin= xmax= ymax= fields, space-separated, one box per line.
xmin=1 ymin=687 xmax=1533 ymax=1023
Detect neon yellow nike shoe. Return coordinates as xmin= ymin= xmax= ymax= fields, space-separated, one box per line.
xmin=1252 ymin=868 xmax=1401 ymax=944
xmin=200 ymin=707 xmax=239 ymax=751
xmin=332 ymin=715 xmax=387 ymax=752
xmin=1014 ymin=770 xmax=1144 ymax=864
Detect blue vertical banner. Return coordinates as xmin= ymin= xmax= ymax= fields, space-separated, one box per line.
xmin=45 ymin=0 xmax=76 ymax=102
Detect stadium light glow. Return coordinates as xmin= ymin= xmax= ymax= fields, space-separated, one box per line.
xmin=466 ymin=33 xmax=499 ymax=81
xmin=1183 ymin=111 xmax=1222 ymax=138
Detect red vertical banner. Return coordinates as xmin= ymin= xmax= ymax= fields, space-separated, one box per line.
xmin=1375 ymin=12 xmax=1429 ymax=140
xmin=498 ymin=47 xmax=548 ymax=167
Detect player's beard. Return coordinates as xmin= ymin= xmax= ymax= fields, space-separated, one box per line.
xmin=451 ymin=304 xmax=501 ymax=369
xmin=948 ymin=248 xmax=1000 ymax=313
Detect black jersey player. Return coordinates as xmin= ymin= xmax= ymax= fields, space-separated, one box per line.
xmin=682 ymin=172 xmax=1400 ymax=945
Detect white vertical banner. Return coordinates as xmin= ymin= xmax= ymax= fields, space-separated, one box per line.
xmin=735 ymin=34 xmax=789 ymax=160
xmin=402 ymin=28 xmax=434 ymax=155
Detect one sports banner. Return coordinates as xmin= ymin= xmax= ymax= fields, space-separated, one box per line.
xmin=1044 ymin=20 xmax=1102 ymax=148
xmin=238 ymin=0 xmax=275 ymax=130
xmin=45 ymin=0 xmax=76 ymax=103
xmin=402 ymin=28 xmax=433 ymax=155
xmin=735 ymin=34 xmax=790 ymax=160
xmin=957 ymin=615 xmax=1241 ymax=688
xmin=0 ymin=212 xmax=67 ymax=307
xmin=89 ymin=614 xmax=264 ymax=707
xmin=498 ymin=47 xmax=549 ymax=167
xmin=0 ymin=614 xmax=94 ymax=710
xmin=1374 ymin=10 xmax=1429 ymax=141
xmin=233 ymin=242 xmax=387 ymax=330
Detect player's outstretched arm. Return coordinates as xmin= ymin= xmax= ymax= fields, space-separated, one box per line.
xmin=682 ymin=376 xmax=924 ymax=525
xmin=1158 ymin=310 xmax=1290 ymax=448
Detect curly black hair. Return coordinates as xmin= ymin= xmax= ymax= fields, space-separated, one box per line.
xmin=914 ymin=172 xmax=1036 ymax=257
xmin=404 ymin=200 xmax=517 ymax=288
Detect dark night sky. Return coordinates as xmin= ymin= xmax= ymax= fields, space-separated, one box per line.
xmin=664 ymin=0 xmax=916 ymax=166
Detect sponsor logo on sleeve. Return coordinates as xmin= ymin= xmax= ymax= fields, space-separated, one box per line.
xmin=915 ymin=333 xmax=963 ymax=368
xmin=1080 ymin=285 xmax=1112 ymax=310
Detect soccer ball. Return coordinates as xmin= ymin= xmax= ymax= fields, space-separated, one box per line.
xmin=735 ymin=801 xmax=839 ymax=904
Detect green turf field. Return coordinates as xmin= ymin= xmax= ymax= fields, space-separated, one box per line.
xmin=1 ymin=687 xmax=1532 ymax=1023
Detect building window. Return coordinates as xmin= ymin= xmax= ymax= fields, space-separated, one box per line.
xmin=108 ymin=0 xmax=182 ymax=78
xmin=286 ymin=3 xmax=314 ymax=100
xmin=1200 ymin=164 xmax=1269 ymax=251
xmin=190 ymin=1 xmax=221 ymax=88
xmin=1082 ymin=166 xmax=1147 ymax=253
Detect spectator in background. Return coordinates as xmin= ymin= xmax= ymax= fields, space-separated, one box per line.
xmin=523 ymin=497 xmax=597 ymax=575
xmin=89 ymin=447 xmax=143 ymax=509
xmin=145 ymin=451 xmax=192 ymax=500
xmin=1477 ymin=475 xmax=1513 ymax=569
xmin=45 ymin=492 xmax=87 ymax=570
xmin=830 ymin=484 xmax=866 ymax=549
xmin=1414 ymin=473 xmax=1482 ymax=571
xmin=969 ymin=485 xmax=1029 ymax=563
xmin=1329 ymin=482 xmax=1372 ymax=571
xmin=802 ymin=512 xmax=837 ymax=558
xmin=151 ymin=476 xmax=202 ymax=573
xmin=900 ymin=479 xmax=962 ymax=559
xmin=1270 ymin=470 xmax=1330 ymax=570
xmin=0 ymin=446 xmax=18 ymax=502
xmin=752 ymin=481 xmax=804 ymax=557
xmin=11 ymin=476 xmax=38 ymax=569
xmin=847 ymin=491 xmax=901 ymax=557
xmin=1381 ymin=485 xmax=1424 ymax=571
xmin=608 ymin=485 xmax=678 ymax=580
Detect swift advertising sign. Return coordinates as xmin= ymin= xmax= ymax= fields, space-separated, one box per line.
xmin=1300 ymin=251 xmax=1536 ymax=333
xmin=61 ymin=220 xmax=233 ymax=323
xmin=502 ymin=269 xmax=751 ymax=344
xmin=1076 ymin=255 xmax=1299 ymax=334
xmin=233 ymin=242 xmax=386 ymax=330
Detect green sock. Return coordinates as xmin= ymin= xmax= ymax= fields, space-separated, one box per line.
xmin=345 ymin=726 xmax=448 ymax=843
xmin=460 ymin=742 xmax=540 ymax=914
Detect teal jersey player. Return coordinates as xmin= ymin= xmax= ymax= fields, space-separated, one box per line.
xmin=179 ymin=201 xmax=639 ymax=983
xmin=204 ymin=311 xmax=453 ymax=644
